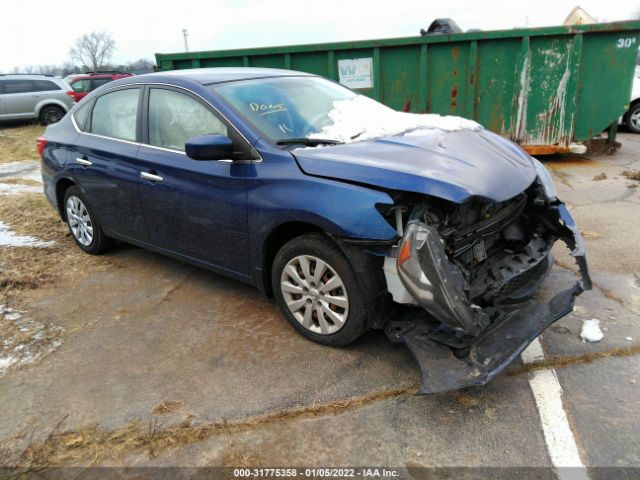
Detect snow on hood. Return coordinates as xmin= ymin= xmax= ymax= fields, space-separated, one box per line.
xmin=308 ymin=95 xmax=482 ymax=144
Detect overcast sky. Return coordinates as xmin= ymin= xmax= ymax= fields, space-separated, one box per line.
xmin=1 ymin=0 xmax=638 ymax=72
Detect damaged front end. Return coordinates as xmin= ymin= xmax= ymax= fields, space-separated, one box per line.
xmin=382 ymin=180 xmax=591 ymax=394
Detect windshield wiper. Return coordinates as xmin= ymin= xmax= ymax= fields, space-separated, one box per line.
xmin=276 ymin=138 xmax=343 ymax=146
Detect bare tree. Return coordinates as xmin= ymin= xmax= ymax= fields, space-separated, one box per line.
xmin=69 ymin=31 xmax=116 ymax=71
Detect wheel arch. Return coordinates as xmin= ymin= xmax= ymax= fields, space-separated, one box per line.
xmin=35 ymin=99 xmax=69 ymax=117
xmin=55 ymin=177 xmax=76 ymax=220
xmin=260 ymin=221 xmax=325 ymax=297
xmin=261 ymin=221 xmax=390 ymax=330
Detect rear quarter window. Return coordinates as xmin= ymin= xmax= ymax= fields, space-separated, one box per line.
xmin=73 ymin=101 xmax=93 ymax=131
xmin=32 ymin=80 xmax=61 ymax=92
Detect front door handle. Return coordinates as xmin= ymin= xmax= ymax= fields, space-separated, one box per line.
xmin=140 ymin=171 xmax=164 ymax=182
xmin=75 ymin=157 xmax=92 ymax=166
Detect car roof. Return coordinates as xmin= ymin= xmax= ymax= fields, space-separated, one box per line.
xmin=0 ymin=74 xmax=57 ymax=79
xmin=72 ymin=73 xmax=128 ymax=80
xmin=128 ymin=67 xmax=315 ymax=85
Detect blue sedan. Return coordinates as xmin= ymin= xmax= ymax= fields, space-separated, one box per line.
xmin=39 ymin=68 xmax=591 ymax=394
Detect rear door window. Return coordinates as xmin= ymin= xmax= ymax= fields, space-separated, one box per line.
xmin=2 ymin=80 xmax=34 ymax=94
xmin=91 ymin=78 xmax=113 ymax=89
xmin=72 ymin=79 xmax=91 ymax=93
xmin=90 ymin=88 xmax=140 ymax=141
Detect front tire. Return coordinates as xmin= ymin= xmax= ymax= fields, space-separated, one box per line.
xmin=625 ymin=103 xmax=640 ymax=134
xmin=63 ymin=186 xmax=111 ymax=255
xmin=39 ymin=105 xmax=65 ymax=125
xmin=271 ymin=233 xmax=368 ymax=346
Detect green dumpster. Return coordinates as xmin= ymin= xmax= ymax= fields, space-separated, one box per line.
xmin=156 ymin=21 xmax=640 ymax=154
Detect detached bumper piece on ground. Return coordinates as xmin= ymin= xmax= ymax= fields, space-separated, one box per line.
xmin=385 ymin=197 xmax=592 ymax=395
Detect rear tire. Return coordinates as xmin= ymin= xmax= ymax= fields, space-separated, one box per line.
xmin=272 ymin=233 xmax=369 ymax=346
xmin=39 ymin=105 xmax=65 ymax=125
xmin=63 ymin=186 xmax=111 ymax=255
xmin=625 ymin=103 xmax=640 ymax=134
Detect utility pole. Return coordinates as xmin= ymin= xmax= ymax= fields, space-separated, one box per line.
xmin=182 ymin=29 xmax=189 ymax=52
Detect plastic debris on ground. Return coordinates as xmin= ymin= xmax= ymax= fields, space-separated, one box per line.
xmin=580 ymin=319 xmax=604 ymax=343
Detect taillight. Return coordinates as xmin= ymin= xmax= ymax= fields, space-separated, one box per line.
xmin=36 ymin=136 xmax=47 ymax=157
xmin=66 ymin=90 xmax=76 ymax=101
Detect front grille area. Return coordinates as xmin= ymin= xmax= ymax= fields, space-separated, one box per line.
xmin=493 ymin=254 xmax=550 ymax=298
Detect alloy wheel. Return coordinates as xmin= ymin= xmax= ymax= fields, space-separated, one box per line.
xmin=66 ymin=196 xmax=94 ymax=246
xmin=631 ymin=109 xmax=640 ymax=132
xmin=280 ymin=255 xmax=349 ymax=335
xmin=44 ymin=109 xmax=62 ymax=124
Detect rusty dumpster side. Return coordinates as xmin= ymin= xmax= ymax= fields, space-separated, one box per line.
xmin=155 ymin=21 xmax=640 ymax=153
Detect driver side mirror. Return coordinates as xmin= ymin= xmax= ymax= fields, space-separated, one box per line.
xmin=185 ymin=134 xmax=233 ymax=161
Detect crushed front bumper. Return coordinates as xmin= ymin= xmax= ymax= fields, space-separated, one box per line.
xmin=393 ymin=203 xmax=591 ymax=394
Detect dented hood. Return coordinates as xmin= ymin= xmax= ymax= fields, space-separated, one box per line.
xmin=292 ymin=128 xmax=537 ymax=203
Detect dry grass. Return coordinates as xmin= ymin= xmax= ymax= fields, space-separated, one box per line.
xmin=1 ymin=178 xmax=41 ymax=187
xmin=0 ymin=124 xmax=45 ymax=164
xmin=13 ymin=384 xmax=419 ymax=470
xmin=622 ymin=170 xmax=640 ymax=181
xmin=581 ymin=230 xmax=603 ymax=239
xmin=453 ymin=392 xmax=479 ymax=407
xmin=0 ymin=193 xmax=111 ymax=305
xmin=510 ymin=344 xmax=640 ymax=376
xmin=151 ymin=401 xmax=184 ymax=415
xmin=592 ymin=172 xmax=607 ymax=181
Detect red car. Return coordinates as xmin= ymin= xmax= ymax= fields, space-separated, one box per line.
xmin=68 ymin=71 xmax=133 ymax=102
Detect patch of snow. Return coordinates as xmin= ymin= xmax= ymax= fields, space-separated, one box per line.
xmin=0 ymin=304 xmax=63 ymax=377
xmin=626 ymin=336 xmax=633 ymax=341
xmin=0 ymin=160 xmax=42 ymax=196
xmin=0 ymin=221 xmax=54 ymax=248
xmin=0 ymin=182 xmax=42 ymax=195
xmin=0 ymin=160 xmax=41 ymax=178
xmin=580 ymin=319 xmax=604 ymax=343
xmin=4 ymin=311 xmax=22 ymax=321
xmin=0 ymin=356 xmax=17 ymax=370
xmin=308 ymin=95 xmax=481 ymax=144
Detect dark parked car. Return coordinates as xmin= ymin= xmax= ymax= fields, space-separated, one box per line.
xmin=67 ymin=71 xmax=133 ymax=102
xmin=39 ymin=68 xmax=591 ymax=393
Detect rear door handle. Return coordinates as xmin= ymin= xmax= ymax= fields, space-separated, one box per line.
xmin=75 ymin=157 xmax=92 ymax=166
xmin=140 ymin=171 xmax=163 ymax=182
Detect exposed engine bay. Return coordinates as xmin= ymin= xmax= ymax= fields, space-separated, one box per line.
xmin=380 ymin=180 xmax=592 ymax=394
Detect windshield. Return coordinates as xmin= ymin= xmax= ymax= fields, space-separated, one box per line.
xmin=210 ymin=75 xmax=480 ymax=146
xmin=210 ymin=76 xmax=361 ymax=143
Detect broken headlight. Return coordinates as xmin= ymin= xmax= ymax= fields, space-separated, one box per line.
xmin=532 ymin=158 xmax=557 ymax=201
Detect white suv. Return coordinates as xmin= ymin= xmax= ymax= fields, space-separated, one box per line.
xmin=623 ymin=66 xmax=640 ymax=133
xmin=0 ymin=74 xmax=75 ymax=125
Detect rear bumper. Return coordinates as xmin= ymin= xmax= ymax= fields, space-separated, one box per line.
xmin=392 ymin=202 xmax=590 ymax=394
